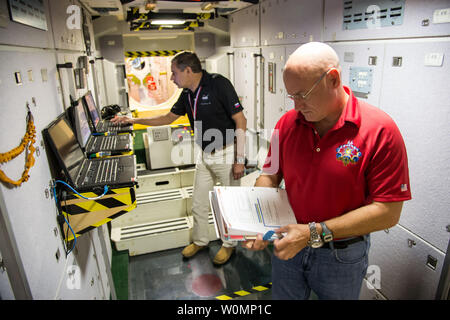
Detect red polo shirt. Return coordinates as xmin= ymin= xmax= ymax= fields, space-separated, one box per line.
xmin=263 ymin=86 xmax=411 ymax=224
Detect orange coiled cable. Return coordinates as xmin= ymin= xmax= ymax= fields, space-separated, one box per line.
xmin=0 ymin=112 xmax=36 ymax=187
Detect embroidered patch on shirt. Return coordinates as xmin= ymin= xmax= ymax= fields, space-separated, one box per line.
xmin=401 ymin=184 xmax=408 ymax=192
xmin=234 ymin=102 xmax=241 ymax=108
xmin=336 ymin=140 xmax=362 ymax=166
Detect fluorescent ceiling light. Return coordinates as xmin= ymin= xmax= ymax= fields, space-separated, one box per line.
xmin=151 ymin=19 xmax=186 ymax=25
xmin=139 ymin=36 xmax=177 ymax=40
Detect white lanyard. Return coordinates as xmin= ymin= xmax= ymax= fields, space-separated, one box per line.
xmin=188 ymin=86 xmax=202 ymax=120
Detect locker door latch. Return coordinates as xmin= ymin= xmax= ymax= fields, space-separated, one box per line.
xmin=407 ymin=239 xmax=416 ymax=248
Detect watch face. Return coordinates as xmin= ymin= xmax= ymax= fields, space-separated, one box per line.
xmin=309 ymin=239 xmax=323 ymax=249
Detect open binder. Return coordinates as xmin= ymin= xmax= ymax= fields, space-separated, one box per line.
xmin=209 ymin=186 xmax=297 ymax=241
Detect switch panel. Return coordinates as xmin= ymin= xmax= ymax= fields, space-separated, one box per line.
xmin=349 ymin=67 xmax=373 ymax=94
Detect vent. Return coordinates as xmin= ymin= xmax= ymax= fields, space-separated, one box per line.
xmin=119 ymin=217 xmax=190 ymax=240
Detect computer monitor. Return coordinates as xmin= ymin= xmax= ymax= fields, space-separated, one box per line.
xmin=73 ymin=99 xmax=92 ymax=149
xmin=45 ymin=114 xmax=85 ymax=184
xmin=83 ymin=91 xmax=100 ymax=128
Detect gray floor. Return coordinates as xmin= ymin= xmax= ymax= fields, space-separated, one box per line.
xmin=128 ymin=240 xmax=273 ymax=300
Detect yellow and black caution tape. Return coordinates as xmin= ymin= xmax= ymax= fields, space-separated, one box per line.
xmin=215 ymin=282 xmax=272 ymax=300
xmin=61 ymin=186 xmax=136 ymax=241
xmin=125 ymin=50 xmax=183 ymax=58
xmin=0 ymin=110 xmax=36 ymax=187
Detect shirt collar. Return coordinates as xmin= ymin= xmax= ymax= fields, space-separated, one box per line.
xmin=295 ymin=85 xmax=361 ymax=129
xmin=187 ymin=70 xmax=208 ymax=95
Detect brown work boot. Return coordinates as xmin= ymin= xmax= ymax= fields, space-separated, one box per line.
xmin=213 ymin=246 xmax=235 ymax=265
xmin=181 ymin=243 xmax=207 ymax=258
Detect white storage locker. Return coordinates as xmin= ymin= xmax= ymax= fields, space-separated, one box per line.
xmin=368 ymin=225 xmax=445 ymax=299
xmin=260 ymin=0 xmax=323 ymax=46
xmin=112 ymin=188 xmax=188 ymax=227
xmin=328 ymin=41 xmax=386 ymax=108
xmin=324 ymin=0 xmax=450 ymax=42
xmin=230 ymin=5 xmax=260 ymax=48
xmin=136 ymin=169 xmax=182 ymax=194
xmin=378 ymin=39 xmax=450 ymax=253
xmin=233 ymin=47 xmax=261 ymax=130
xmin=0 ymin=0 xmax=54 ymax=49
xmin=261 ymin=46 xmax=286 ymax=130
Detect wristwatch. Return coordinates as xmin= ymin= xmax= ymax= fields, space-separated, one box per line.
xmin=235 ymin=156 xmax=245 ymax=164
xmin=320 ymin=222 xmax=333 ymax=243
xmin=307 ymin=222 xmax=324 ymax=248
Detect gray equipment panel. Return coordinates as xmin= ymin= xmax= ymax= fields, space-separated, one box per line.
xmin=342 ymin=0 xmax=405 ymax=30
xmin=368 ymin=226 xmax=445 ymax=299
xmin=325 ymin=0 xmax=450 ymax=41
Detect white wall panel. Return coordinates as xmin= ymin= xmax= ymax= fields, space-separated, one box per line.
xmin=230 ymin=4 xmax=260 ymax=48
xmin=324 ymin=0 xmax=450 ymax=41
xmin=55 ymin=234 xmax=104 ymax=299
xmin=260 ymin=0 xmax=323 ymax=46
xmin=261 ymin=46 xmax=286 ymax=130
xmin=378 ymin=39 xmax=450 ymax=252
xmin=368 ymin=226 xmax=445 ymax=299
xmin=0 ymin=49 xmax=66 ymax=299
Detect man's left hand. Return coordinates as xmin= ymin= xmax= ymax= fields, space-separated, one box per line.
xmin=232 ymin=163 xmax=245 ymax=180
xmin=273 ymin=224 xmax=310 ymax=260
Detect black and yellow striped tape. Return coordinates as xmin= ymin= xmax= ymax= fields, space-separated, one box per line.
xmin=60 ymin=186 xmax=136 ymax=241
xmin=215 ymin=283 xmax=272 ymax=300
xmin=125 ymin=50 xmax=183 ymax=58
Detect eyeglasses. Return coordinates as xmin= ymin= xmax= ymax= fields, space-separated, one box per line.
xmin=286 ymin=69 xmax=333 ymax=101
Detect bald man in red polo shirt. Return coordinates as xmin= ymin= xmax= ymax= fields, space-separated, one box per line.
xmin=244 ymin=42 xmax=411 ymax=299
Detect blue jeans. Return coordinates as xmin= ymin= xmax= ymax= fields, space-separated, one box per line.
xmin=271 ymin=235 xmax=370 ymax=300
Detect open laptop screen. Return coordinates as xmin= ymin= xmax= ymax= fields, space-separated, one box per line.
xmin=73 ymin=99 xmax=92 ymax=148
xmin=84 ymin=91 xmax=100 ymax=128
xmin=47 ymin=116 xmax=85 ymax=183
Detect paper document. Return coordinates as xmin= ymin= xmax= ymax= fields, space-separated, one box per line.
xmin=209 ymin=186 xmax=297 ymax=241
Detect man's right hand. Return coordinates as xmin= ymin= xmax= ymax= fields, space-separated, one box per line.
xmin=111 ymin=115 xmax=132 ymax=125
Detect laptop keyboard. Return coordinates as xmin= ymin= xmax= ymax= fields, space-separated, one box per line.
xmin=83 ymin=158 xmax=119 ymax=185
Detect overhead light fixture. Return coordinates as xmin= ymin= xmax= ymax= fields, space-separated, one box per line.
xmin=151 ymin=19 xmax=186 ymax=25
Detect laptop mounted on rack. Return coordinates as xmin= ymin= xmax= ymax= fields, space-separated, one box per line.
xmin=43 ymin=113 xmax=137 ymax=192
xmin=82 ymin=91 xmax=133 ymax=133
xmin=68 ymin=99 xmax=133 ymax=156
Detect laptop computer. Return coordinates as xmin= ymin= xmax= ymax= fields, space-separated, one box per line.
xmin=43 ymin=113 xmax=137 ymax=192
xmin=69 ymin=99 xmax=133 ymax=157
xmin=82 ymin=91 xmax=133 ymax=133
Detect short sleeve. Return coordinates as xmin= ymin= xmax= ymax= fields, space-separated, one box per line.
xmin=366 ymin=121 xmax=411 ymax=202
xmin=170 ymin=91 xmax=187 ymax=116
